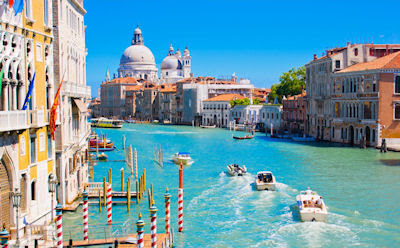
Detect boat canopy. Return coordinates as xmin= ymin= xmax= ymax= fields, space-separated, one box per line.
xmin=178 ymin=152 xmax=190 ymax=155
xmin=257 ymin=171 xmax=272 ymax=175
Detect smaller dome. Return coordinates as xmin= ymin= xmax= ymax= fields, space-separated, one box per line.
xmin=184 ymin=46 xmax=190 ymax=56
xmin=161 ymin=55 xmax=182 ymax=70
xmin=176 ymin=48 xmax=181 ymax=57
xmin=134 ymin=25 xmax=142 ymax=34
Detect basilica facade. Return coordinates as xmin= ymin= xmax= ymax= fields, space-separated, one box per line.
xmin=117 ymin=25 xmax=191 ymax=84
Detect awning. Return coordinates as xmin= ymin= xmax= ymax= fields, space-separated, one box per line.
xmin=73 ymin=98 xmax=88 ymax=113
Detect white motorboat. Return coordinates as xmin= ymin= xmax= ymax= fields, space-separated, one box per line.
xmin=296 ymin=188 xmax=327 ymax=222
xmin=200 ymin=125 xmax=216 ymax=128
xmin=255 ymin=171 xmax=276 ymax=191
xmin=226 ymin=164 xmax=247 ymax=176
xmin=172 ymin=152 xmax=192 ymax=165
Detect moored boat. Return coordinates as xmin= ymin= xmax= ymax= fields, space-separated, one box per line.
xmin=89 ymin=147 xmax=115 ymax=152
xmin=255 ymin=171 xmax=276 ymax=191
xmin=97 ymin=153 xmax=108 ymax=161
xmin=200 ymin=125 xmax=216 ymax=128
xmin=296 ymin=187 xmax=327 ymax=222
xmin=226 ymin=164 xmax=247 ymax=176
xmin=172 ymin=152 xmax=192 ymax=165
xmin=233 ymin=135 xmax=254 ymax=140
xmin=292 ymin=135 xmax=316 ymax=142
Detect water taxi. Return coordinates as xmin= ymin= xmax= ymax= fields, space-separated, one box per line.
xmin=226 ymin=164 xmax=247 ymax=176
xmin=172 ymin=152 xmax=192 ymax=165
xmin=255 ymin=171 xmax=276 ymax=191
xmin=296 ymin=188 xmax=327 ymax=222
xmin=91 ymin=118 xmax=123 ymax=128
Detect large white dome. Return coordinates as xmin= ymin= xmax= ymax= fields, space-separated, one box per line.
xmin=120 ymin=45 xmax=156 ymax=65
xmin=161 ymin=55 xmax=182 ymax=70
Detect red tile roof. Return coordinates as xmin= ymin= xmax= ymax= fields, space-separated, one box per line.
xmin=204 ymin=94 xmax=245 ymax=102
xmin=337 ymin=51 xmax=400 ymax=73
xmin=102 ymin=77 xmax=138 ymax=85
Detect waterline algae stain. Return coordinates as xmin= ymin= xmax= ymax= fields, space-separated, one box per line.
xmin=63 ymin=124 xmax=400 ymax=247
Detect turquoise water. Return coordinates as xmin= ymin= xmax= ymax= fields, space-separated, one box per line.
xmin=63 ymin=124 xmax=400 ymax=247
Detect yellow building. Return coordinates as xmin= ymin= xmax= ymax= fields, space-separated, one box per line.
xmin=0 ymin=0 xmax=56 ymax=244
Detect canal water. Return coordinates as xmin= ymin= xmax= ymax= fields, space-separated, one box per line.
xmin=63 ymin=124 xmax=400 ymax=248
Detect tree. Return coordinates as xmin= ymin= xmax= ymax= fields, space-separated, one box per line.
xmin=230 ymin=98 xmax=250 ymax=107
xmin=268 ymin=66 xmax=306 ymax=103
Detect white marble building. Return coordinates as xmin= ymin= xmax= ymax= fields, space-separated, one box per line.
xmin=160 ymin=44 xmax=191 ymax=84
xmin=260 ymin=105 xmax=283 ymax=132
xmin=53 ymin=0 xmax=91 ymax=207
xmin=118 ymin=25 xmax=158 ymax=81
xmin=202 ymin=94 xmax=244 ymax=127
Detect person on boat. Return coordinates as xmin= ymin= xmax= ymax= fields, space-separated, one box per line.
xmin=306 ymin=187 xmax=312 ymax=195
xmin=316 ymin=197 xmax=322 ymax=208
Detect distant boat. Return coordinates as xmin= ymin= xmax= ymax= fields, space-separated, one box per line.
xmin=89 ymin=147 xmax=115 ymax=152
xmin=91 ymin=118 xmax=123 ymax=128
xmin=97 ymin=153 xmax=108 ymax=161
xmin=124 ymin=119 xmax=136 ymax=123
xmin=292 ymin=135 xmax=316 ymax=142
xmin=172 ymin=152 xmax=192 ymax=165
xmin=226 ymin=164 xmax=247 ymax=176
xmin=233 ymin=135 xmax=254 ymax=140
xmin=200 ymin=125 xmax=216 ymax=128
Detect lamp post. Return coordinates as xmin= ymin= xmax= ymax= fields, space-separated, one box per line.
xmin=11 ymin=188 xmax=21 ymax=247
xmin=48 ymin=175 xmax=57 ymax=222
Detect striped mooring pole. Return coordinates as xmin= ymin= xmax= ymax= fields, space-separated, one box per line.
xmin=150 ymin=201 xmax=158 ymax=248
xmin=136 ymin=213 xmax=145 ymax=248
xmin=82 ymin=190 xmax=89 ymax=240
xmin=0 ymin=225 xmax=9 ymax=248
xmin=178 ymin=163 xmax=183 ymax=232
xmin=56 ymin=203 xmax=63 ymax=248
xmin=107 ymin=183 xmax=112 ymax=224
xmin=164 ymin=187 xmax=171 ymax=235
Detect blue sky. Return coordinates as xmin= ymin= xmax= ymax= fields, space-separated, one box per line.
xmin=84 ymin=0 xmax=400 ymax=97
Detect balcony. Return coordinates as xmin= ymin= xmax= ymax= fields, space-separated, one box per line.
xmin=29 ymin=109 xmax=46 ymax=128
xmin=0 ymin=110 xmax=28 ymax=132
xmin=63 ymin=81 xmax=91 ymax=99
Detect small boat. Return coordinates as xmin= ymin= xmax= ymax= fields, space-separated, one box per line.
xmin=200 ymin=125 xmax=216 ymax=128
xmin=296 ymin=188 xmax=327 ymax=222
xmin=124 ymin=119 xmax=136 ymax=124
xmin=89 ymin=147 xmax=115 ymax=152
xmin=97 ymin=153 xmax=108 ymax=161
xmin=292 ymin=135 xmax=316 ymax=142
xmin=226 ymin=164 xmax=247 ymax=176
xmin=255 ymin=171 xmax=276 ymax=191
xmin=233 ymin=135 xmax=254 ymax=140
xmin=91 ymin=118 xmax=123 ymax=128
xmin=172 ymin=152 xmax=192 ymax=165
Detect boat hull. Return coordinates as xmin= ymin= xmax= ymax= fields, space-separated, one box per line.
xmin=172 ymin=158 xmax=191 ymax=165
xmin=226 ymin=165 xmax=246 ymax=176
xmin=299 ymin=209 xmax=327 ymax=222
xmin=255 ymin=182 xmax=276 ymax=191
xmin=89 ymin=147 xmax=115 ymax=152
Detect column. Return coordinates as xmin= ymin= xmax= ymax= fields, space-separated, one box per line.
xmin=2 ymin=81 xmax=8 ymax=111
xmin=11 ymin=82 xmax=17 ymax=110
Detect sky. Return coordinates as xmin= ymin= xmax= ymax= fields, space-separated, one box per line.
xmin=84 ymin=0 xmax=400 ymax=97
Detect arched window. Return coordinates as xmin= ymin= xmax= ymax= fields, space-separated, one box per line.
xmin=354 ymin=48 xmax=358 ymax=56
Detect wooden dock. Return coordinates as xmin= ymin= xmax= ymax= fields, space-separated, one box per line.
xmin=63 ymin=233 xmax=170 ymax=247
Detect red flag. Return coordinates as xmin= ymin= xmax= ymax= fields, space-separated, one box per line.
xmin=49 ymin=73 xmax=65 ymax=140
xmin=8 ymin=0 xmax=14 ymax=8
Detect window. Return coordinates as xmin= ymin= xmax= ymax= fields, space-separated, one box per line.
xmin=395 ymin=76 xmax=400 ymax=94
xmin=354 ymin=48 xmax=358 ymax=56
xmin=47 ymin=133 xmax=52 ymax=158
xmin=36 ymin=43 xmax=43 ymax=62
xmin=335 ymin=60 xmax=340 ymax=69
xmin=395 ymin=104 xmax=400 ymax=120
xmin=364 ymin=102 xmax=372 ymax=119
xmin=43 ymin=0 xmax=49 ymax=26
xmin=25 ymin=0 xmax=32 ymax=19
xmin=30 ymin=136 xmax=36 ymax=163
xmin=31 ymin=181 xmax=36 ymax=200
xmin=369 ymin=48 xmax=374 ymax=56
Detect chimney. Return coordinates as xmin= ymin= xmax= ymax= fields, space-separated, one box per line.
xmin=313 ymin=54 xmax=317 ymax=60
xmin=347 ymin=41 xmax=351 ymax=47
xmin=386 ymin=44 xmax=389 ymax=55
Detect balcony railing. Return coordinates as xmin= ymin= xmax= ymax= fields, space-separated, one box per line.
xmin=63 ymin=81 xmax=91 ymax=98
xmin=30 ymin=109 xmax=46 ymax=128
xmin=0 ymin=110 xmax=28 ymax=132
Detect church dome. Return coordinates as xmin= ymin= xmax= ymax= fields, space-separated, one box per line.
xmin=120 ymin=45 xmax=156 ymax=65
xmin=161 ymin=55 xmax=182 ymax=70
